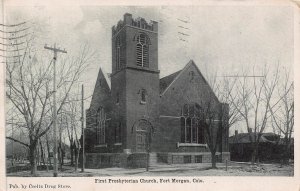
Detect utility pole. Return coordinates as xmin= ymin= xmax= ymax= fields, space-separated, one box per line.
xmin=81 ymin=84 xmax=85 ymax=172
xmin=11 ymin=116 xmax=14 ymax=166
xmin=44 ymin=43 xmax=67 ymax=177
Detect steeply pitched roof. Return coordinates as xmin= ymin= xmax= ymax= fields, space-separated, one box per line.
xmin=229 ymin=132 xmax=280 ymax=144
xmin=159 ymin=70 xmax=181 ymax=94
xmin=159 ymin=60 xmax=220 ymax=103
xmin=89 ymin=67 xmax=111 ymax=108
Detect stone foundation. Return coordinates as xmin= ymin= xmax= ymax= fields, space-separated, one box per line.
xmin=85 ymin=152 xmax=149 ymax=168
xmin=85 ymin=152 xmax=231 ymax=168
xmin=157 ymin=152 xmax=231 ymax=164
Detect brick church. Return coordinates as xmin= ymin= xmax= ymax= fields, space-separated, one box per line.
xmin=84 ymin=13 xmax=230 ymax=168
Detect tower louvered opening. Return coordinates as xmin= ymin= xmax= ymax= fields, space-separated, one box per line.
xmin=116 ymin=36 xmax=125 ymax=70
xmin=136 ymin=33 xmax=149 ymax=67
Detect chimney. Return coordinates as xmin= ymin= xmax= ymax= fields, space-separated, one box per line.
xmin=123 ymin=13 xmax=132 ymax=25
xmin=235 ymin=130 xmax=238 ymax=136
xmin=151 ymin=20 xmax=158 ymax=32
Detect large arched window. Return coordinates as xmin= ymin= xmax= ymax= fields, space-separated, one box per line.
xmin=180 ymin=103 xmax=205 ymax=144
xmin=136 ymin=33 xmax=150 ymax=67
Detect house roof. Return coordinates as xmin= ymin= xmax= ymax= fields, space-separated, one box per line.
xmin=229 ymin=132 xmax=280 ymax=144
xmin=159 ymin=70 xmax=181 ymax=94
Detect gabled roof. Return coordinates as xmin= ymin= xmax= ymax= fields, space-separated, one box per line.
xmin=159 ymin=60 xmax=220 ymax=103
xmin=229 ymin=132 xmax=280 ymax=144
xmin=89 ymin=67 xmax=111 ymax=108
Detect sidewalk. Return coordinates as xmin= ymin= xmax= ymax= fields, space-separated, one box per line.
xmin=59 ymin=163 xmax=218 ymax=176
xmin=6 ymin=161 xmax=293 ymax=177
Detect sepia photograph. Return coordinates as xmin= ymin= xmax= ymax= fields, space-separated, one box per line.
xmin=1 ymin=0 xmax=299 ymax=190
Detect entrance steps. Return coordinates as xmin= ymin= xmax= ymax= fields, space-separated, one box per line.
xmin=149 ymin=152 xmax=158 ymax=166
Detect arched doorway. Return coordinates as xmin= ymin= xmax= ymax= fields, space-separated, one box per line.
xmin=133 ymin=119 xmax=153 ymax=153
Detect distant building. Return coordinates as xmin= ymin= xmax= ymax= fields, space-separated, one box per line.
xmin=229 ymin=130 xmax=293 ymax=162
xmin=84 ymin=13 xmax=230 ymax=168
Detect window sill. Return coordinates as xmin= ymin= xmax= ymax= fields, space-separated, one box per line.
xmin=114 ymin=143 xmax=122 ymax=146
xmin=94 ymin=144 xmax=107 ymax=148
xmin=177 ymin=142 xmax=208 ymax=148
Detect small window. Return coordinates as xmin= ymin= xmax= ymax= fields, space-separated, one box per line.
xmin=183 ymin=155 xmax=191 ymax=163
xmin=140 ymin=89 xmax=146 ymax=103
xmin=195 ymin=155 xmax=202 ymax=163
xmin=189 ymin=71 xmax=195 ymax=81
xmin=183 ymin=104 xmax=189 ymax=116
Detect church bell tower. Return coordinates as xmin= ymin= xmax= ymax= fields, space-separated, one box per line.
xmin=110 ymin=13 xmax=160 ymax=153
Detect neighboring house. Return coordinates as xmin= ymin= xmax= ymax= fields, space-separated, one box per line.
xmin=84 ymin=13 xmax=230 ymax=168
xmin=229 ymin=130 xmax=293 ymax=162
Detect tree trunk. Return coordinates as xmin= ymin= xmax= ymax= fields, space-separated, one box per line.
xmin=58 ymin=146 xmax=62 ymax=171
xmin=29 ymin=143 xmax=37 ymax=176
xmin=70 ymin=143 xmax=74 ymax=166
xmin=251 ymin=144 xmax=259 ymax=164
xmin=75 ymin=148 xmax=79 ymax=172
xmin=211 ymin=152 xmax=217 ymax=169
xmin=46 ymin=134 xmax=52 ymax=166
xmin=61 ymin=149 xmax=64 ymax=167
xmin=39 ymin=139 xmax=45 ymax=166
xmin=283 ymin=141 xmax=291 ymax=165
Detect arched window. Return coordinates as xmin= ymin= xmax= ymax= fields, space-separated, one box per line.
xmin=96 ymin=107 xmax=106 ymax=144
xmin=116 ymin=36 xmax=124 ymax=71
xmin=180 ymin=103 xmax=205 ymax=144
xmin=136 ymin=33 xmax=149 ymax=67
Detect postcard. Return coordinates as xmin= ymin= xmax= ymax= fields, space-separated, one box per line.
xmin=1 ymin=0 xmax=299 ymax=191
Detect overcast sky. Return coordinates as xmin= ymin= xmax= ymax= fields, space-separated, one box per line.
xmin=5 ymin=3 xmax=295 ymax=134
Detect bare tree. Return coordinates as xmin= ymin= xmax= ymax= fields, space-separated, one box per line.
xmin=5 ymin=29 xmax=95 ymax=175
xmin=229 ymin=64 xmax=279 ymax=163
xmin=61 ymin=94 xmax=82 ymax=169
xmin=269 ymin=67 xmax=294 ymax=164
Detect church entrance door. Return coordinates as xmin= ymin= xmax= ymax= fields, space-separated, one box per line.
xmin=136 ymin=131 xmax=147 ymax=152
xmin=135 ymin=120 xmax=150 ymax=153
